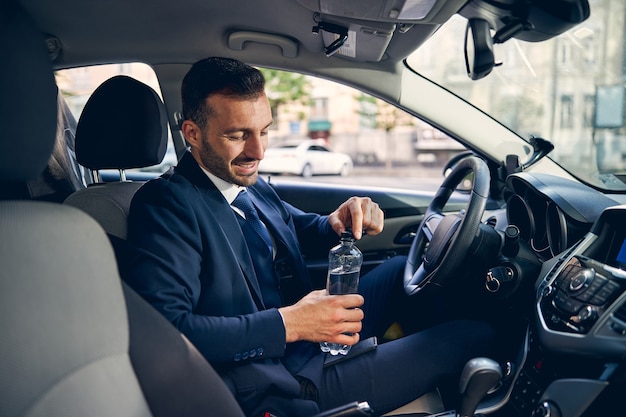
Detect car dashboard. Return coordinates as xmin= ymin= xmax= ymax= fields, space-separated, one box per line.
xmin=481 ymin=172 xmax=626 ymax=416
xmin=504 ymin=172 xmax=618 ymax=261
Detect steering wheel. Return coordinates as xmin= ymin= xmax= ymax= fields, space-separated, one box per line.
xmin=404 ymin=156 xmax=490 ymax=295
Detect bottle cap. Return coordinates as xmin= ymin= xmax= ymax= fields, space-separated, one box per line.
xmin=341 ymin=228 xmax=355 ymax=241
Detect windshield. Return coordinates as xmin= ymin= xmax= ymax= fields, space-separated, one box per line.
xmin=407 ymin=0 xmax=626 ymax=192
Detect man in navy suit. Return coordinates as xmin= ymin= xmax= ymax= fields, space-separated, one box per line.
xmin=125 ymin=57 xmax=493 ymax=417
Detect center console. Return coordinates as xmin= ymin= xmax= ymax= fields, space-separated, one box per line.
xmin=539 ymin=255 xmax=626 ymax=336
xmin=489 ymin=206 xmax=626 ymax=416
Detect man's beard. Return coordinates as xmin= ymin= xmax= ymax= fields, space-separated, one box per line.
xmin=197 ymin=137 xmax=258 ymax=187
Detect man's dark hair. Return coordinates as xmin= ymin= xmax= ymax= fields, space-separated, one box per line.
xmin=181 ymin=57 xmax=265 ymax=128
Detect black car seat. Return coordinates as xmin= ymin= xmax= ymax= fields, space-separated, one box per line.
xmin=64 ymin=75 xmax=168 ymax=241
xmin=0 ymin=2 xmax=245 ymax=417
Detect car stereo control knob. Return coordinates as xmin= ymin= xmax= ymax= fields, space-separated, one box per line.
xmin=532 ymin=401 xmax=561 ymax=417
xmin=568 ymin=268 xmax=594 ymax=292
xmin=541 ymin=285 xmax=555 ymax=298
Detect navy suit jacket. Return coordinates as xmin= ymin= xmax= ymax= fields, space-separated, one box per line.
xmin=125 ymin=152 xmax=338 ymax=416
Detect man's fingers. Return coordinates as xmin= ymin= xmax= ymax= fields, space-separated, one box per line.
xmin=349 ymin=197 xmax=383 ymax=239
xmin=344 ymin=306 xmax=364 ymax=322
xmin=333 ymin=332 xmax=361 ymax=346
xmin=329 ymin=293 xmax=364 ymax=309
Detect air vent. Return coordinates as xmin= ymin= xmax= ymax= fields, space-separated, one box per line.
xmin=541 ymin=249 xmax=579 ymax=288
xmin=545 ymin=256 xmax=568 ymax=282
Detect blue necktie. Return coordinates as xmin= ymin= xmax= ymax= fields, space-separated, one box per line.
xmin=232 ymin=190 xmax=273 ymax=256
xmin=232 ymin=190 xmax=281 ymax=308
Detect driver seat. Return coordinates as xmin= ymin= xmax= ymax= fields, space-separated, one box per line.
xmin=64 ymin=74 xmax=169 ymax=241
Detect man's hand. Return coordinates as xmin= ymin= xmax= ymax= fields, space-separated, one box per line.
xmin=328 ymin=196 xmax=384 ymax=239
xmin=279 ymin=289 xmax=364 ymax=345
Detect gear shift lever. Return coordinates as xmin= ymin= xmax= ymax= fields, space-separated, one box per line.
xmin=457 ymin=357 xmax=502 ymax=417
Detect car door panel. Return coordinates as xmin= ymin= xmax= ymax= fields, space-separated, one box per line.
xmin=269 ymin=180 xmax=470 ymax=287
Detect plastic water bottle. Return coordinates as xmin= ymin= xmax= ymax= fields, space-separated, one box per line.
xmin=320 ymin=228 xmax=363 ymax=355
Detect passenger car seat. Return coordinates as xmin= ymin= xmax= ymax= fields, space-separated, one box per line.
xmin=0 ymin=3 xmax=245 ymax=416
xmin=1 ymin=88 xmax=90 ymax=202
xmin=64 ymin=75 xmax=169 ymax=240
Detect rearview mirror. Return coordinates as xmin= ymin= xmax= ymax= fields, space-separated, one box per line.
xmin=464 ymin=19 xmax=494 ymax=80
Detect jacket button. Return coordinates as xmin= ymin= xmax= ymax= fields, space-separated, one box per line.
xmin=257 ymin=348 xmax=264 ymax=357
xmin=233 ymin=353 xmax=242 ymax=362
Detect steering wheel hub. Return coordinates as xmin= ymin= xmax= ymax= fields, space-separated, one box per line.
xmin=423 ymin=213 xmax=462 ymax=272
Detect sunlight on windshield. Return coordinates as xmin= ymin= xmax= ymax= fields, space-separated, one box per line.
xmin=407 ymin=1 xmax=626 ymax=191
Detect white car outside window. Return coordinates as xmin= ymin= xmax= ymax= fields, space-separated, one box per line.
xmin=259 ymin=140 xmax=353 ymax=178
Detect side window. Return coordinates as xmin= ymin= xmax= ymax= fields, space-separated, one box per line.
xmin=264 ymin=70 xmax=468 ymax=191
xmin=55 ymin=63 xmax=175 ymax=174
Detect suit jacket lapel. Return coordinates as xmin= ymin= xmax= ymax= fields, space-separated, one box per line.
xmin=248 ymin=182 xmax=312 ymax=298
xmin=176 ymin=153 xmax=266 ymax=310
xmin=252 ymin=197 xmax=294 ymax=253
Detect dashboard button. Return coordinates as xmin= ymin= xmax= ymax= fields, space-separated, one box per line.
xmin=604 ymin=280 xmax=620 ymax=292
xmin=586 ymin=276 xmax=605 ymax=294
xmin=554 ymin=291 xmax=584 ymax=314
xmin=596 ymin=281 xmax=620 ymax=302
xmin=590 ymin=294 xmax=608 ymax=305
xmin=575 ymin=289 xmax=594 ymax=302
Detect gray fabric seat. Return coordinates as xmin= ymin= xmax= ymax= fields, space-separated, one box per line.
xmin=64 ymin=74 xmax=169 ymax=240
xmin=1 ymin=201 xmax=153 ymax=417
xmin=0 ymin=3 xmax=244 ymax=417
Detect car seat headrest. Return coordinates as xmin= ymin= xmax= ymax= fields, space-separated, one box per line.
xmin=75 ymin=75 xmax=168 ymax=170
xmin=0 ymin=1 xmax=58 ymax=182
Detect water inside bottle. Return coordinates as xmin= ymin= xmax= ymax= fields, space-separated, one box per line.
xmin=327 ymin=270 xmax=360 ymax=295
